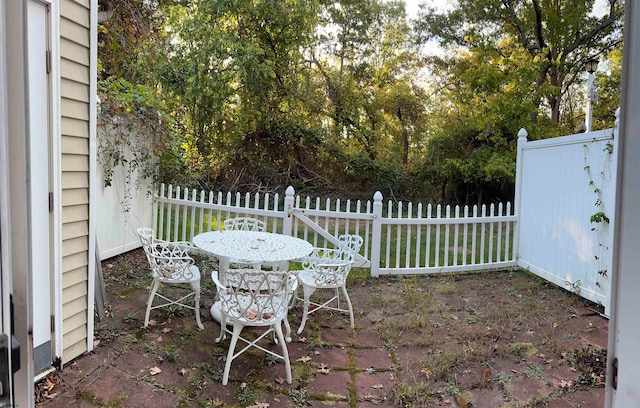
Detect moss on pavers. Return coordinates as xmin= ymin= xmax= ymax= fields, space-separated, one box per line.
xmin=306 ymin=370 xmax=351 ymax=400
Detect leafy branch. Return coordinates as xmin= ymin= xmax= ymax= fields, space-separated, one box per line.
xmin=98 ymin=76 xmax=175 ymax=211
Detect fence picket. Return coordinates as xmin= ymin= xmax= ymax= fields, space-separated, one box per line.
xmin=435 ymin=205 xmax=441 ymax=267
xmin=445 ymin=206 xmax=451 ymax=267
xmin=426 ymin=204 xmax=432 ymax=268
xmin=497 ymin=202 xmax=503 ymax=262
xmin=480 ymin=204 xmax=486 ymax=264
xmin=453 ymin=205 xmax=460 ymax=266
xmin=505 ymin=202 xmax=512 ymax=261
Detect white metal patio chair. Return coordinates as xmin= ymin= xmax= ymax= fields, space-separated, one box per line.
xmin=137 ymin=227 xmax=204 ymax=330
xmin=294 ymin=234 xmax=364 ymax=334
xmin=223 ymin=216 xmax=266 ymax=232
xmin=222 ymin=216 xmax=283 ymax=271
xmin=212 ymin=269 xmax=298 ymax=385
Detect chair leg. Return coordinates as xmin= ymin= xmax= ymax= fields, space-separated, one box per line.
xmin=340 ymin=285 xmax=355 ymax=329
xmin=274 ymin=322 xmax=292 ymax=384
xmin=296 ymin=286 xmax=316 ymax=334
xmin=222 ymin=324 xmax=243 ymax=385
xmin=191 ymin=281 xmax=204 ymax=330
xmin=284 ymin=315 xmax=292 ymax=342
xmin=144 ymin=279 xmax=161 ymax=328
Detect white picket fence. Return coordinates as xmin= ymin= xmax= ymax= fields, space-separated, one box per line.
xmin=153 ymin=184 xmax=517 ymax=276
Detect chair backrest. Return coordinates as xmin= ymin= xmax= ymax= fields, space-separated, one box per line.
xmin=137 ymin=227 xmax=196 ymax=281
xmin=137 ymin=227 xmax=155 ymax=265
xmin=223 ymin=217 xmax=266 ymax=232
xmin=337 ymin=234 xmax=364 ymax=263
xmin=309 ymin=262 xmax=351 ymax=287
xmin=219 ymin=270 xmax=294 ymax=324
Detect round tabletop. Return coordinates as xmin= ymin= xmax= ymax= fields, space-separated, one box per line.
xmin=193 ymin=230 xmax=313 ymax=263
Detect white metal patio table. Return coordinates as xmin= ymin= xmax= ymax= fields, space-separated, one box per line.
xmin=192 ymin=230 xmax=313 ymax=322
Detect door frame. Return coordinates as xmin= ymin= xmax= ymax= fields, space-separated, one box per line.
xmin=0 ymin=0 xmax=13 ymax=388
xmin=4 ymin=0 xmax=35 ymax=405
xmin=26 ymin=0 xmax=62 ymax=375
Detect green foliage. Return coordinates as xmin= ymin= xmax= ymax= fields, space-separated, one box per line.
xmin=415 ymin=0 xmax=623 ymax=124
xmin=96 ymin=0 xmax=623 ymax=206
xmin=97 ymin=76 xmax=175 ymax=207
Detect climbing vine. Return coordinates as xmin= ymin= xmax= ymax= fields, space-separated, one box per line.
xmin=97 ymin=77 xmax=174 ymax=212
xmin=582 ymin=132 xmax=614 ymax=293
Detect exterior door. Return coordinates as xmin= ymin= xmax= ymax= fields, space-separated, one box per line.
xmin=27 ymin=0 xmax=54 ymax=374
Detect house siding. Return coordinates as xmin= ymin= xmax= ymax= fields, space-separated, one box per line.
xmin=60 ymin=0 xmax=92 ymax=363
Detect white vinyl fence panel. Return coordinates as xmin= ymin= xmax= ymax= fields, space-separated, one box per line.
xmin=515 ymin=126 xmax=617 ymax=314
xmin=96 ymin=154 xmax=153 ymax=260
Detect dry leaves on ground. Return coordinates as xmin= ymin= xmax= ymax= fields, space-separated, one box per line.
xmin=35 ymin=372 xmax=61 ymax=403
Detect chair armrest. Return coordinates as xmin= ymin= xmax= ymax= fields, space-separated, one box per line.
xmin=211 ymin=270 xmax=225 ymax=290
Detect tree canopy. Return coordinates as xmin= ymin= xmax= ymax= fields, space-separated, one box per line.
xmin=97 ymin=0 xmax=624 ymax=205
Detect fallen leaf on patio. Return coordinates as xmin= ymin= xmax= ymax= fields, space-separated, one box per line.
xmin=480 ymin=368 xmax=492 ymax=378
xmin=455 ymin=391 xmax=474 ymax=408
xmin=247 ymin=403 xmax=269 ymax=408
xmin=149 ymin=366 xmax=162 ymax=375
xmin=70 ymin=363 xmax=79 ymax=371
xmin=364 ymin=394 xmax=384 ymax=403
xmin=161 ymin=327 xmax=172 ymax=333
xmin=297 ymin=356 xmax=311 ymax=363
xmin=156 ymin=336 xmax=163 ymax=342
xmin=275 ymin=377 xmax=285 ymax=384
xmin=179 ymin=368 xmax=188 ymax=376
xmin=371 ymin=384 xmax=384 ymax=389
xmin=317 ymin=363 xmax=331 ymax=374
xmin=148 ymin=319 xmax=157 ymax=326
